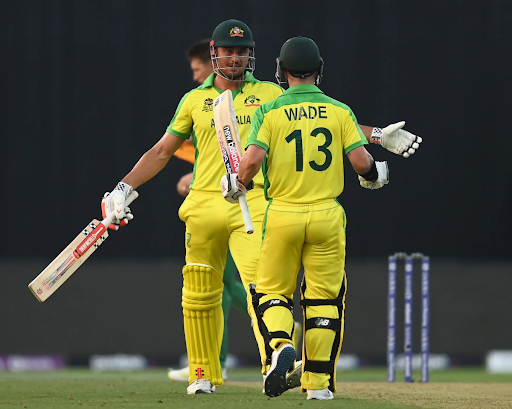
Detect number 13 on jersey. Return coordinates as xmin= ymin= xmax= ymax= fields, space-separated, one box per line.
xmin=286 ymin=127 xmax=333 ymax=172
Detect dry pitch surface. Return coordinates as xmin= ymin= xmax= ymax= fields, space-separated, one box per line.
xmin=275 ymin=382 xmax=512 ymax=408
xmin=1 ymin=368 xmax=511 ymax=408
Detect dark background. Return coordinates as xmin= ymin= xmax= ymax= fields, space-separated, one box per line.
xmin=1 ymin=0 xmax=511 ymax=363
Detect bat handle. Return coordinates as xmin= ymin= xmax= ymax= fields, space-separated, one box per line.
xmin=238 ymin=194 xmax=254 ymax=234
xmin=102 ymin=190 xmax=140 ymax=227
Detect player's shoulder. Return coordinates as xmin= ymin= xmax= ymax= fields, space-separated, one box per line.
xmin=246 ymin=74 xmax=283 ymax=94
xmin=176 ymin=83 xmax=218 ymax=114
xmin=318 ymin=93 xmax=353 ymax=112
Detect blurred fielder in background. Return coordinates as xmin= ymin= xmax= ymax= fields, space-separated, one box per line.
xmin=101 ymin=19 xmax=422 ymax=395
xmin=228 ymin=36 xmax=391 ymax=400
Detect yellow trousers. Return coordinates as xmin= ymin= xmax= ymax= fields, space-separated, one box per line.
xmin=255 ymin=199 xmax=347 ymax=391
xmin=178 ymin=187 xmax=269 ymax=384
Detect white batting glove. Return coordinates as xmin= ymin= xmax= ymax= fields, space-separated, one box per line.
xmin=370 ymin=121 xmax=422 ymax=158
xmin=101 ymin=182 xmax=134 ymax=230
xmin=358 ymin=161 xmax=389 ymax=190
xmin=220 ymin=174 xmax=253 ymax=204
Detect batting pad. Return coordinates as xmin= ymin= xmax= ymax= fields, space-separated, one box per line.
xmin=182 ymin=264 xmax=224 ymax=386
xmin=259 ymin=294 xmax=295 ymax=350
xmin=300 ymin=273 xmax=347 ymax=392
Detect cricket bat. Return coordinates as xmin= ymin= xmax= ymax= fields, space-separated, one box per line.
xmin=28 ymin=190 xmax=139 ymax=302
xmin=213 ymin=89 xmax=254 ymax=234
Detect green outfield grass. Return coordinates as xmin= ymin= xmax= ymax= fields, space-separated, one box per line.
xmin=1 ymin=368 xmax=511 ymax=408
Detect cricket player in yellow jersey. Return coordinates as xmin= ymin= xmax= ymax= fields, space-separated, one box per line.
xmin=169 ymin=38 xmax=252 ymax=382
xmin=101 ymin=19 xmax=422 ymax=395
xmin=227 ymin=37 xmax=391 ymax=400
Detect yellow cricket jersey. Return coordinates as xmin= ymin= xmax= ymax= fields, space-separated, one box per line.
xmin=167 ymin=72 xmax=282 ymax=191
xmin=246 ymin=84 xmax=368 ymax=203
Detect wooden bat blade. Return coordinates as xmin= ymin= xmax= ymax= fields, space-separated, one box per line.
xmin=213 ymin=89 xmax=244 ymax=174
xmin=28 ymin=190 xmax=139 ymax=302
xmin=28 ymin=219 xmax=109 ymax=302
xmin=213 ymin=90 xmax=254 ymax=234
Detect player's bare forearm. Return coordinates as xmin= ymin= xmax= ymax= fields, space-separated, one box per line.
xmin=347 ymin=146 xmax=374 ymax=175
xmin=122 ymin=132 xmax=185 ymax=189
xmin=238 ymin=145 xmax=266 ymax=186
xmin=359 ymin=125 xmax=374 ymax=143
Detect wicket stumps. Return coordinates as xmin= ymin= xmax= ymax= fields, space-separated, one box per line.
xmin=387 ymin=253 xmax=430 ymax=383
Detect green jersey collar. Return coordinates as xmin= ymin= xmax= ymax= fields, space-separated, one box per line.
xmin=199 ymin=71 xmax=258 ymax=89
xmin=281 ymin=84 xmax=323 ymax=96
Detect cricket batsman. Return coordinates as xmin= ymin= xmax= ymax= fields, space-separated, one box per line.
xmin=224 ymin=36 xmax=391 ymax=400
xmin=101 ymin=19 xmax=422 ymax=395
xmin=168 ymin=38 xmax=251 ymax=382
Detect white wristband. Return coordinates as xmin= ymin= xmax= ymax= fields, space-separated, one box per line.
xmin=115 ymin=182 xmax=133 ymax=195
xmin=370 ymin=127 xmax=383 ymax=145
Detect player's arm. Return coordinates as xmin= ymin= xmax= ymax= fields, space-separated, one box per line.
xmin=343 ymin=106 xmax=388 ymax=190
xmin=103 ymin=92 xmax=194 ymax=227
xmin=347 ymin=146 xmax=388 ymax=190
xmin=359 ymin=122 xmax=422 ymax=158
xmin=122 ymin=132 xmax=185 ymax=189
xmin=238 ymin=145 xmax=266 ymax=186
xmin=101 ymin=132 xmax=185 ymax=230
xmin=177 ymin=171 xmax=193 ymax=197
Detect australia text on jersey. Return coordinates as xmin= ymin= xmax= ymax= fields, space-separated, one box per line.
xmin=210 ymin=115 xmax=251 ymax=128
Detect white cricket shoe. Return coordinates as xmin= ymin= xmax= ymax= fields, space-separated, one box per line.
xmin=168 ymin=367 xmax=227 ymax=382
xmin=286 ymin=360 xmax=302 ymax=390
xmin=187 ymin=379 xmax=216 ymax=394
xmin=167 ymin=366 xmax=189 ymax=382
xmin=307 ymin=388 xmax=334 ymax=400
xmin=264 ymin=343 xmax=296 ymax=398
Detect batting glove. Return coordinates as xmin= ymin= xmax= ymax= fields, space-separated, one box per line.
xmin=220 ymin=173 xmax=254 ymax=204
xmin=370 ymin=121 xmax=422 ymax=158
xmin=101 ymin=182 xmax=134 ymax=230
xmin=358 ymin=161 xmax=389 ymax=190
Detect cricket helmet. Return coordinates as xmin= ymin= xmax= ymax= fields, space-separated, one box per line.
xmin=275 ymin=36 xmax=324 ymax=86
xmin=210 ymin=19 xmax=256 ymax=81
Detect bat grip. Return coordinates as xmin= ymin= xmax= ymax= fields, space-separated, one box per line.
xmin=238 ymin=195 xmax=254 ymax=234
xmin=102 ymin=190 xmax=139 ymax=227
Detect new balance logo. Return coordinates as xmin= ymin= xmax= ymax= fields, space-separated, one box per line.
xmin=269 ymin=299 xmax=281 ymax=306
xmin=315 ymin=318 xmax=330 ymax=327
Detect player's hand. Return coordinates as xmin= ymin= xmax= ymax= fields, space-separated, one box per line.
xmin=101 ymin=182 xmax=134 ymax=230
xmin=220 ymin=174 xmax=254 ymax=204
xmin=371 ymin=121 xmax=422 ymax=158
xmin=177 ymin=172 xmax=193 ymax=197
xmin=358 ymin=161 xmax=389 ymax=190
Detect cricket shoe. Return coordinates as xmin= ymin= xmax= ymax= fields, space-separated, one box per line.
xmin=264 ymin=343 xmax=296 ymax=398
xmin=307 ymin=388 xmax=334 ymax=400
xmin=168 ymin=366 xmax=227 ymax=381
xmin=187 ymin=379 xmax=216 ymax=394
xmin=286 ymin=360 xmax=302 ymax=390
xmin=262 ymin=359 xmax=302 ymax=393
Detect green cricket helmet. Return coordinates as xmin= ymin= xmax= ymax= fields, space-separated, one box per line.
xmin=210 ymin=19 xmax=256 ymax=81
xmin=276 ymin=36 xmax=324 ymax=86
